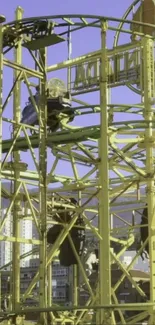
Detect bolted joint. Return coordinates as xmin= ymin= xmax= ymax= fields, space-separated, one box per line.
xmin=101 ymin=20 xmax=108 ymax=32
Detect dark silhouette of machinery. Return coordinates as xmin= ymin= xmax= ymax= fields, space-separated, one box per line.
xmin=140 ymin=205 xmax=149 ymax=258
xmin=21 ymin=78 xmax=74 ymax=133
xmin=47 ymin=198 xmax=85 ymax=267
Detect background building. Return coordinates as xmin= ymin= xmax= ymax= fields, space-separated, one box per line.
xmin=0 ymin=208 xmax=33 ymax=269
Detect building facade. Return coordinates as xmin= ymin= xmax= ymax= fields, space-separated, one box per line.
xmin=0 ymin=208 xmax=33 ymax=268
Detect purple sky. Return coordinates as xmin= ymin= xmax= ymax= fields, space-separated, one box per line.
xmin=2 ymin=1 xmax=132 ymax=22
xmin=1 ymin=0 xmax=140 ymax=179
xmin=1 ymin=0 xmax=138 ymax=110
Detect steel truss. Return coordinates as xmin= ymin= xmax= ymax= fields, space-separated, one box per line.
xmin=0 ymin=1 xmax=154 ymax=325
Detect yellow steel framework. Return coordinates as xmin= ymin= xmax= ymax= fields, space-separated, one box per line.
xmin=0 ymin=1 xmax=155 ymax=324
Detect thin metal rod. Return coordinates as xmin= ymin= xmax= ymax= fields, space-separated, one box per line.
xmin=67 ymin=25 xmax=72 ymax=91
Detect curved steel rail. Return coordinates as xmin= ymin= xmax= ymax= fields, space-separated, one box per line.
xmin=2 ymin=12 xmax=155 ymax=51
xmin=0 ymin=2 xmax=154 ymax=322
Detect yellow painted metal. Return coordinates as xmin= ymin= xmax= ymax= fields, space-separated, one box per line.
xmin=0 ymin=2 xmax=155 ymax=325
xmin=98 ymin=21 xmax=113 ymax=325
xmin=143 ymin=37 xmax=155 ymax=325
xmin=0 ymin=22 xmax=3 ymax=318
xmin=12 ymin=6 xmax=23 ymax=313
xmin=38 ymin=47 xmax=48 ymax=325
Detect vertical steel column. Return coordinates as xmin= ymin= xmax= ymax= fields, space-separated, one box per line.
xmin=47 ymin=263 xmax=55 ymax=324
xmin=143 ymin=37 xmax=155 ymax=325
xmin=0 ymin=24 xmax=3 ymax=315
xmin=12 ymin=6 xmax=23 ymax=311
xmin=39 ymin=47 xmax=47 ymax=325
xmin=98 ymin=21 xmax=112 ymax=325
xmin=0 ymin=273 xmax=1 ymax=312
xmin=73 ymin=266 xmax=78 ymax=305
xmin=67 ymin=28 xmax=78 ymax=307
xmin=73 ymin=192 xmax=81 ymax=307
xmin=47 ymin=263 xmax=52 ymax=306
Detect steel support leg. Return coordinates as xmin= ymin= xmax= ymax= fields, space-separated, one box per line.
xmin=143 ymin=37 xmax=155 ymax=325
xmin=98 ymin=20 xmax=114 ymax=325
xmin=39 ymin=48 xmax=47 ymax=325
xmin=0 ymin=21 xmax=3 ymax=317
xmin=12 ymin=6 xmax=23 ymax=315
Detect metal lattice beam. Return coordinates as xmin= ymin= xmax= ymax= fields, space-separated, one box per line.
xmin=0 ymin=2 xmax=154 ymax=324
